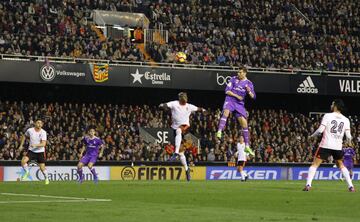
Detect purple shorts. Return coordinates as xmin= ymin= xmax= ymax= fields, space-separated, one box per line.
xmin=344 ymin=161 xmax=354 ymax=170
xmin=80 ymin=154 xmax=98 ymax=165
xmin=223 ymin=101 xmax=247 ymax=118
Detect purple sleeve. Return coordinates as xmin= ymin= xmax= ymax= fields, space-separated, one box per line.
xmin=247 ymin=81 xmax=256 ymax=99
xmin=99 ymin=139 xmax=104 ymax=146
xmin=225 ymin=77 xmax=234 ymax=92
xmin=352 ymin=149 xmax=356 ymax=156
xmin=82 ymin=137 xmax=87 ymax=145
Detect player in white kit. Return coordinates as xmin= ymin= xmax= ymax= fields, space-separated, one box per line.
xmin=303 ymin=100 xmax=355 ymax=192
xmin=18 ymin=119 xmax=49 ymax=184
xmin=159 ymin=92 xmax=206 ymax=181
xmin=236 ymin=136 xmax=248 ymax=181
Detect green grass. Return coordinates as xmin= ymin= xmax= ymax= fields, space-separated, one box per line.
xmin=0 ymin=180 xmax=358 ymax=222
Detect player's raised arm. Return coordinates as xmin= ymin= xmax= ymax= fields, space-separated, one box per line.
xmin=310 ymin=115 xmax=327 ymax=137
xmin=245 ymin=81 xmax=256 ymax=99
xmin=159 ymin=103 xmax=169 ymax=109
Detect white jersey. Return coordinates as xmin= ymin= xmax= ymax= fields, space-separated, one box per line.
xmin=237 ymin=142 xmax=247 ymax=161
xmin=318 ymin=112 xmax=351 ymax=150
xmin=166 ymin=101 xmax=198 ymax=129
xmin=25 ymin=127 xmax=47 ymax=153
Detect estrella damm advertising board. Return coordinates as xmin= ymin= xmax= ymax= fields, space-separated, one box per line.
xmin=110 ymin=166 xmax=206 ymax=181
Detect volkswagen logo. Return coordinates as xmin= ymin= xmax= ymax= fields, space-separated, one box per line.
xmin=40 ymin=64 xmax=56 ymax=81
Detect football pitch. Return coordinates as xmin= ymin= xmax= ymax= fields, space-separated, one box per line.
xmin=0 ymin=180 xmax=358 ymax=222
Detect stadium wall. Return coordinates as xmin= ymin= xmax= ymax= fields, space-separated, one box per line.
xmin=0 ymin=162 xmax=358 ymax=181
xmin=1 ymin=60 xmax=360 ymax=96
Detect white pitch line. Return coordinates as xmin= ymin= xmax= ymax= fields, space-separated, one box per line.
xmin=0 ymin=199 xmax=111 ymax=204
xmin=0 ymin=193 xmax=112 ymax=202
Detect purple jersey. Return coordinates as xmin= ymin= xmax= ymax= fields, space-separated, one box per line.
xmin=83 ymin=136 xmax=103 ymax=156
xmin=343 ymin=147 xmax=355 ymax=163
xmin=224 ymin=77 xmax=256 ymax=105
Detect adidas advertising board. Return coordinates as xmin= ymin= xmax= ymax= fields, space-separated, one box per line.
xmin=291 ymin=75 xmax=325 ymax=95
xmin=296 ymin=76 xmax=318 ymax=94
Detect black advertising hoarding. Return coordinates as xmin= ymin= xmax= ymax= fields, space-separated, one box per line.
xmin=141 ymin=128 xmax=175 ymax=145
xmin=0 ymin=60 xmax=39 ymax=83
xmin=327 ymin=76 xmax=360 ymax=96
xmin=213 ymin=70 xmax=290 ymax=93
xmin=127 ymin=67 xmax=172 ymax=88
xmin=289 ymin=74 xmax=326 ymax=95
xmin=1 ymin=60 xmax=360 ymax=96
xmin=39 ymin=63 xmax=88 ymax=84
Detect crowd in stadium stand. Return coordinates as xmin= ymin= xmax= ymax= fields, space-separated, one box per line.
xmin=0 ymin=101 xmax=359 ymax=163
xmin=1 ymin=0 xmax=360 ymax=71
xmin=0 ymin=1 xmax=142 ymax=60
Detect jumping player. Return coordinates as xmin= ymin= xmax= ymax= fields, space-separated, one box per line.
xmin=303 ymin=99 xmax=355 ymax=192
xmin=235 ymin=136 xmax=249 ymax=181
xmin=77 ymin=127 xmax=104 ymax=183
xmin=159 ymin=92 xmax=206 ymax=181
xmin=216 ymin=66 xmax=256 ymax=156
xmin=18 ymin=119 xmax=49 ymax=185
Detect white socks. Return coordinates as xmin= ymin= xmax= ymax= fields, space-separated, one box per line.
xmin=175 ymin=128 xmax=182 ymax=154
xmin=179 ymin=153 xmax=188 ymax=171
xmin=306 ymin=166 xmax=317 ymax=187
xmin=240 ymin=171 xmax=247 ymax=180
xmin=341 ymin=167 xmax=354 ymax=188
xmin=306 ymin=165 xmax=354 ymax=189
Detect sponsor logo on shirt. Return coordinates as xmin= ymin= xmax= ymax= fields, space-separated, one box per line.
xmin=297 ymin=76 xmax=318 ymax=94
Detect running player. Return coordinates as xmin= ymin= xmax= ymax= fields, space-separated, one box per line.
xmin=216 ymin=66 xmax=256 ymax=156
xmin=343 ymin=145 xmax=356 ymax=179
xmin=159 ymin=92 xmax=206 ymax=181
xmin=235 ymin=136 xmax=249 ymax=181
xmin=77 ymin=127 xmax=104 ymax=183
xmin=18 ymin=119 xmax=49 ymax=185
xmin=303 ymin=99 xmax=355 ymax=192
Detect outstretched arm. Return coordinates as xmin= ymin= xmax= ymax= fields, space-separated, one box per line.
xmin=159 ymin=103 xmax=169 ymax=109
xmin=310 ymin=124 xmax=326 ymax=138
xmin=18 ymin=134 xmax=26 ymax=151
xmin=197 ymin=107 xmax=206 ymax=112
xmin=99 ymin=145 xmax=104 ymax=158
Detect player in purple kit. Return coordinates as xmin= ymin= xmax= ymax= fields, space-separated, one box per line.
xmin=77 ymin=127 xmax=104 ymax=183
xmin=343 ymin=145 xmax=356 ymax=179
xmin=216 ymin=66 xmax=256 ymax=156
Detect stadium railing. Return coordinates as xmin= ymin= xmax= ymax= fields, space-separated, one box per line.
xmin=1 ymin=54 xmax=360 ymax=76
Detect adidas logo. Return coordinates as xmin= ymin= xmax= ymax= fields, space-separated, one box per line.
xmin=297 ymin=76 xmax=318 ymax=94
